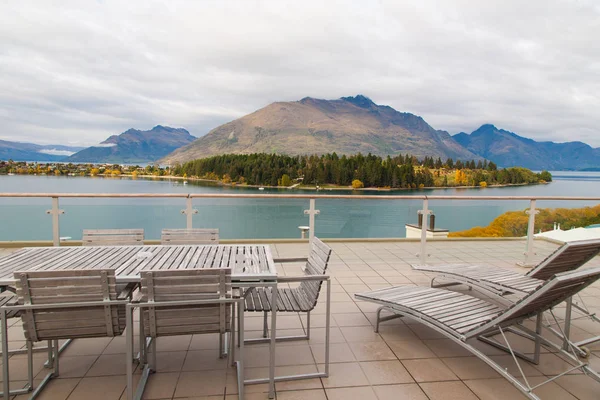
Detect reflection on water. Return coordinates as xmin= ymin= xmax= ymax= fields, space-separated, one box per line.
xmin=1 ymin=173 xmax=599 ymax=241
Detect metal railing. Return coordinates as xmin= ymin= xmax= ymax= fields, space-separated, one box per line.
xmin=1 ymin=192 xmax=600 ymax=266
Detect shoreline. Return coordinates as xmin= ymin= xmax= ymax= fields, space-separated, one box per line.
xmin=0 ymin=172 xmax=549 ymax=192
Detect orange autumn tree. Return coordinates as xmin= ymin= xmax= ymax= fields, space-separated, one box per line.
xmin=450 ymin=204 xmax=600 ymax=237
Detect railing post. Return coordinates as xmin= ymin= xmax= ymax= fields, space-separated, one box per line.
xmin=304 ymin=198 xmax=320 ymax=243
xmin=417 ymin=198 xmax=432 ymax=266
xmin=180 ymin=197 xmax=198 ymax=229
xmin=45 ymin=197 xmax=64 ymax=247
xmin=520 ymin=199 xmax=539 ymax=267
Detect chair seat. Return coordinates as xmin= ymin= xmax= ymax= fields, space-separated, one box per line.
xmin=244 ymin=287 xmax=313 ymax=313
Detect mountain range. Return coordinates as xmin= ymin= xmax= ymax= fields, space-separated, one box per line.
xmin=2 ymin=95 xmax=599 ymax=170
xmin=161 ymin=95 xmax=479 ymax=164
xmin=453 ymin=125 xmax=600 ymax=170
xmin=0 ymin=140 xmax=84 ymax=162
xmin=67 ymin=125 xmax=196 ymax=163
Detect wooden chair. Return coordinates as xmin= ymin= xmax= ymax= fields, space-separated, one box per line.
xmin=127 ymin=268 xmax=244 ymax=400
xmin=1 ymin=269 xmax=133 ymax=399
xmin=160 ymin=228 xmax=219 ymax=245
xmin=356 ymin=267 xmax=600 ymax=400
xmin=82 ymin=229 xmax=144 ymax=246
xmin=242 ymin=237 xmax=332 ymax=381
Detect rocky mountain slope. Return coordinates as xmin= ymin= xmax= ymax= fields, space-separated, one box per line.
xmin=454 ymin=124 xmax=600 ymax=170
xmin=161 ymin=95 xmax=480 ymax=164
xmin=68 ymin=125 xmax=196 ymax=163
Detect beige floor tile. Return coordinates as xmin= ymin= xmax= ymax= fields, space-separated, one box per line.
xmin=62 ymin=338 xmax=112 ymax=356
xmin=423 ymin=338 xmax=472 ymax=357
xmin=276 ymin=388 xmax=327 ymax=400
xmin=420 ymin=381 xmax=479 ymax=400
xmin=154 ymin=350 xmax=187 ymax=372
xmin=189 ymin=333 xmax=221 ymax=350
xmin=55 ymin=355 xmax=98 ymax=378
xmin=310 ymin=342 xmax=356 ymax=363
xmin=372 ymin=383 xmax=429 ymax=400
xmin=407 ymin=324 xmax=448 ymax=340
xmin=441 ymin=356 xmax=500 ymax=379
xmin=140 ymin=371 xmax=179 ymax=399
xmin=320 ymin=362 xmax=369 ymax=388
xmin=173 ymin=370 xmax=227 ymax=397
xmin=68 ymin=375 xmax=126 ymax=400
xmin=326 ymin=386 xmax=378 ymax=400
xmin=87 ymin=354 xmax=130 ymax=377
xmin=275 ymin=344 xmax=316 ymax=366
xmin=13 ymin=377 xmax=80 ymax=400
xmin=274 ymin=365 xmax=322 ymax=391
xmin=182 ymin=349 xmax=228 ymax=371
xmin=556 ymin=374 xmax=600 ymax=400
xmin=377 ymin=324 xmax=418 ymax=341
xmin=348 ymin=341 xmax=396 ymax=361
xmin=306 ymin=327 xmax=346 ymax=344
xmin=387 ymin=340 xmax=435 ymax=359
xmin=332 ymin=313 xmax=371 ymax=327
xmin=359 ymin=360 xmax=413 ymax=385
xmin=153 ymin=335 xmax=192 ymax=352
xmin=339 ymin=326 xmax=382 ymax=342
xmin=533 ymin=352 xmax=584 ymax=376
xmin=463 ymin=378 xmax=528 ymax=400
xmin=402 ymin=358 xmax=459 ymax=382
xmin=1 ymin=353 xmax=48 ymax=383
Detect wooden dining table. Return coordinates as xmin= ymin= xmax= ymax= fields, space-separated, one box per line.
xmin=0 ymin=244 xmax=279 ymax=398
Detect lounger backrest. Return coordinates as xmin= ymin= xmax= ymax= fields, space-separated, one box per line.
xmin=82 ymin=229 xmax=144 ymax=246
xmin=469 ymin=266 xmax=600 ymax=338
xmin=527 ymin=239 xmax=600 ymax=280
xmin=14 ymin=269 xmax=126 ymax=341
xmin=140 ymin=268 xmax=231 ymax=338
xmin=299 ymin=237 xmax=332 ymax=310
xmin=161 ymin=228 xmax=219 ymax=245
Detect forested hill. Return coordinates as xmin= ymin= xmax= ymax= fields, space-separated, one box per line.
xmin=172 ymin=153 xmax=551 ymax=189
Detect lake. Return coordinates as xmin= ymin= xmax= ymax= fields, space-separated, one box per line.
xmin=1 ymin=172 xmax=599 ymax=241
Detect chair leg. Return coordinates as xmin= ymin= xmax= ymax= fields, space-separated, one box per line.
xmin=306 ymin=311 xmax=311 ymax=340
xmin=237 ymin=302 xmax=242 ymax=348
xmin=263 ymin=311 xmax=268 ymax=338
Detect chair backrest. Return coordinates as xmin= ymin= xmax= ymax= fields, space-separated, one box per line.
xmin=140 ymin=268 xmax=231 ymax=338
xmin=527 ymin=239 xmax=600 ymax=280
xmin=14 ymin=269 xmax=126 ymax=342
xmin=469 ymin=266 xmax=600 ymax=338
xmin=82 ymin=229 xmax=144 ymax=246
xmin=161 ymin=228 xmax=219 ymax=245
xmin=299 ymin=237 xmax=332 ymax=310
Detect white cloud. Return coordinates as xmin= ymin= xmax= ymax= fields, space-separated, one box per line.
xmin=92 ymin=143 xmax=117 ymax=148
xmin=37 ymin=149 xmax=76 ymax=156
xmin=0 ymin=0 xmax=598 ymax=146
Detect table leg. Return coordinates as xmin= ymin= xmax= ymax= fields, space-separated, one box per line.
xmin=269 ymin=284 xmax=277 ymax=399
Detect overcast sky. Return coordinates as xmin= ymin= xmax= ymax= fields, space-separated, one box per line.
xmin=1 ymin=0 xmax=599 ymax=147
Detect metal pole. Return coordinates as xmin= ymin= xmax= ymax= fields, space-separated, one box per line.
xmin=2 ymin=310 xmax=9 ymax=399
xmin=418 ymin=199 xmax=431 ymax=266
xmin=304 ymin=199 xmax=320 ymax=244
xmin=523 ymin=199 xmax=539 ymax=266
xmin=563 ymin=297 xmax=573 ymax=351
xmin=181 ymin=197 xmax=197 ymax=229
xmin=46 ymin=197 xmax=64 ymax=247
xmin=268 ymin=283 xmax=277 ymax=399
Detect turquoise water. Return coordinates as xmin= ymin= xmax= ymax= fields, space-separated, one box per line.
xmin=0 ymin=172 xmax=599 ymax=241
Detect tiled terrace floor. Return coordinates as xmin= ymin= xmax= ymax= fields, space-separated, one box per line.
xmin=2 ymin=239 xmax=600 ymax=400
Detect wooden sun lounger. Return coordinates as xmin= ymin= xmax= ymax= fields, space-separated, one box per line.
xmin=415 ymin=239 xmax=600 ymax=352
xmin=356 ymin=267 xmax=600 ymax=400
